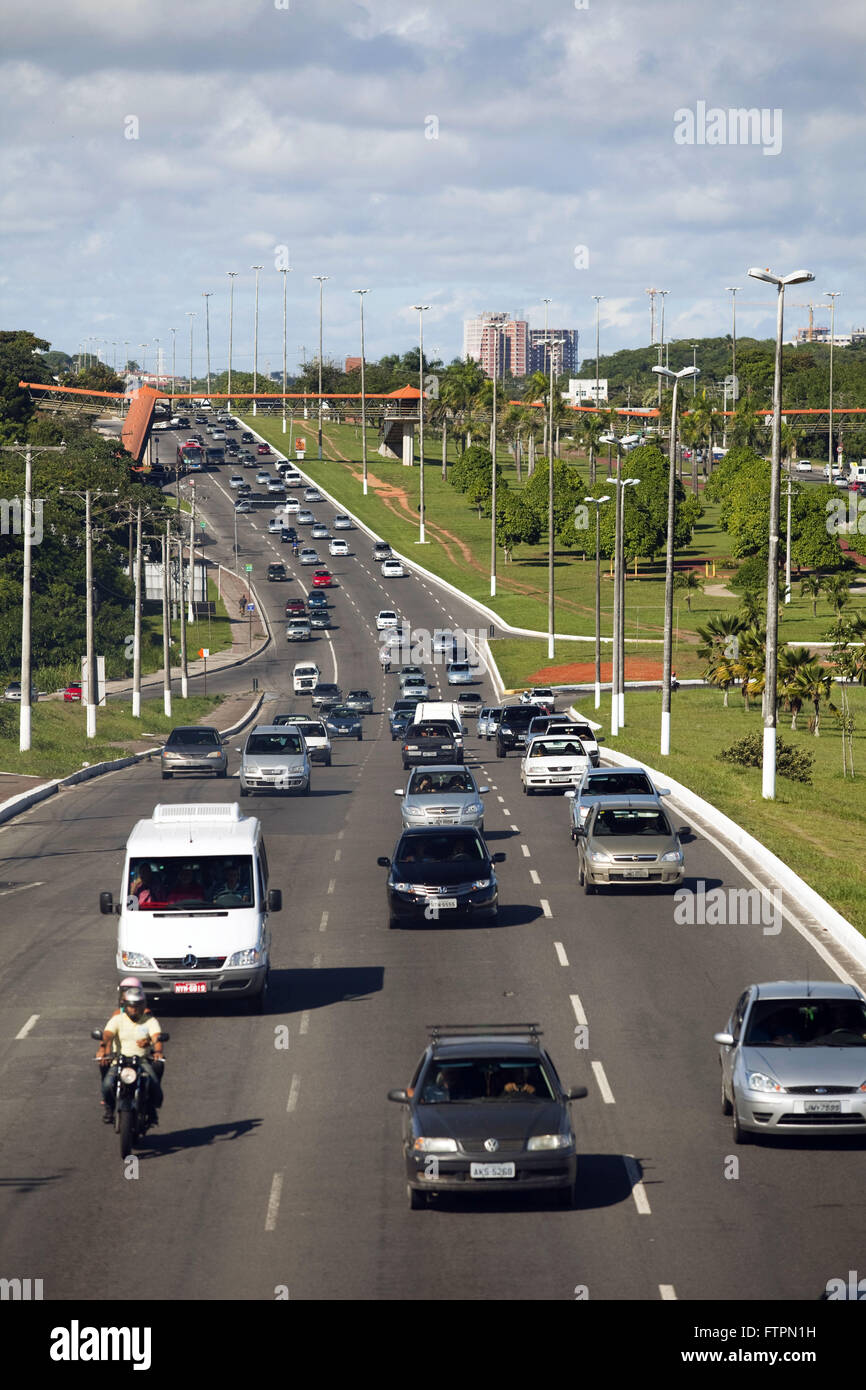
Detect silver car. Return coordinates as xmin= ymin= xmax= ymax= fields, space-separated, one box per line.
xmin=160 ymin=725 xmax=227 ymax=780
xmin=574 ymin=800 xmax=686 ymax=893
xmin=715 ymin=981 xmax=866 ymax=1144
xmin=395 ymin=765 xmax=488 ymax=830
xmin=477 ymin=707 xmax=493 ymax=738
xmin=238 ymin=724 xmax=310 ymax=796
xmin=565 ymin=767 xmax=670 ymax=838
xmin=446 ymin=660 xmax=474 ymax=686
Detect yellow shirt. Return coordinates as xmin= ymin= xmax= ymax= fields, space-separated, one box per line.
xmin=104 ymin=1010 xmax=161 ymax=1058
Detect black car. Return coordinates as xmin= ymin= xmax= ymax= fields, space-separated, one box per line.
xmin=345 ymin=689 xmax=374 ymax=714
xmin=241 ymin=432 xmax=253 ymax=443
xmin=267 ymin=563 xmax=288 ymax=582
xmin=401 ymin=721 xmax=462 ymax=769
xmin=309 ymin=611 xmax=331 ymax=630
xmin=496 ymin=704 xmax=545 ymax=757
xmin=325 ymin=705 xmax=363 ymax=740
xmin=388 ymin=1024 xmax=587 ymax=1208
xmin=280 ymin=526 xmax=298 ymax=544
xmin=389 ymin=699 xmax=418 ymax=741
xmin=377 ymin=827 xmax=504 ymax=929
xmin=311 ymin=682 xmax=342 ymax=711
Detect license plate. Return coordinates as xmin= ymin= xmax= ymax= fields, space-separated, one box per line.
xmin=470 ymin=1162 xmax=516 ymax=1179
xmin=804 ymin=1100 xmax=841 ymax=1113
xmin=174 ymin=981 xmax=208 ymax=994
xmin=426 ymin=897 xmax=457 ymax=909
xmin=620 ymin=869 xmax=649 ymax=878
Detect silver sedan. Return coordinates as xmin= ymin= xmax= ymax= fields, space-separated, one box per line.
xmin=574 ymin=801 xmax=686 ymax=893
xmin=394 ymin=765 xmax=488 ymax=830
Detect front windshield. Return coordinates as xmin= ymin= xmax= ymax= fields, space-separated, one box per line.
xmin=744 ymin=999 xmax=866 ymax=1047
xmin=128 ymin=856 xmax=255 ymax=909
xmin=246 ymin=733 xmax=303 ymax=755
xmin=409 ymin=770 xmax=473 ymax=795
xmin=592 ymin=808 xmax=671 ymax=837
xmin=419 ymin=1058 xmax=554 ymax=1102
xmin=396 ymin=833 xmax=484 ymax=863
xmin=528 ymin=739 xmax=585 ymax=758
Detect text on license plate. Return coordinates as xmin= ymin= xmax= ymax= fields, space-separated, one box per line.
xmin=804 ymin=1100 xmax=841 ymax=1113
xmin=174 ymin=982 xmax=208 ymax=994
xmin=470 ymin=1162 xmax=516 ymax=1179
xmin=621 ymin=869 xmax=649 ymax=878
xmin=426 ymin=897 xmax=457 ymax=909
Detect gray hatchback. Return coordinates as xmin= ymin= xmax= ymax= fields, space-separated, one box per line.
xmin=161 ymin=725 xmax=227 ymax=780
xmin=395 ymin=765 xmax=488 ymax=830
xmin=237 ymin=724 xmax=310 ymax=796
xmin=574 ymin=800 xmax=686 ymax=892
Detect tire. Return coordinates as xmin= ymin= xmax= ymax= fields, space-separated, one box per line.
xmin=119 ymin=1109 xmax=135 ymax=1160
xmin=388 ymin=916 xmax=400 ymax=931
xmin=732 ymin=1099 xmax=753 ymax=1144
xmin=302 ymin=781 xmax=310 ymax=796
xmin=218 ymin=768 xmax=227 ymax=779
xmin=240 ymin=786 xmax=248 ymax=798
xmin=496 ymin=745 xmax=505 ymax=759
xmin=557 ymin=1182 xmax=576 ymax=1210
xmin=325 ymin=756 xmax=332 ymax=767
xmin=523 ymin=783 xmax=534 ymax=796
xmin=403 ymin=762 xmax=409 ymax=771
xmin=357 ymin=733 xmax=362 ymax=742
xmin=248 ymin=972 xmax=269 ymax=1014
xmin=582 ymin=872 xmax=595 ymax=896
xmin=721 ymin=1067 xmax=732 ymax=1116
xmin=161 ymin=771 xmax=172 ymax=780
xmin=408 ymin=1185 xmax=426 ymax=1210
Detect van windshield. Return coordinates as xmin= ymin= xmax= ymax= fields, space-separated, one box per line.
xmin=128 ymin=856 xmax=256 ymax=909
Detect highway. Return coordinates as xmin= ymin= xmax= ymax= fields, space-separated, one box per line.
xmin=0 ymin=425 xmax=864 ymax=1303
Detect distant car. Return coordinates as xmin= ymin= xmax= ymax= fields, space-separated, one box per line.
xmin=432 ymin=629 xmax=457 ymax=656
xmin=520 ymin=687 xmax=555 ymax=713
xmin=256 ymin=470 xmax=272 ymax=484
xmin=299 ymin=548 xmax=319 ymax=565
xmin=795 ymin=460 xmax=812 ymax=472
xmin=267 ymin=480 xmax=286 ymax=495
xmin=372 ymin=542 xmax=392 ymax=562
xmin=496 ymin=704 xmax=545 ymax=757
xmin=312 ymin=569 xmax=333 ymax=588
xmin=325 ymin=705 xmax=363 ymax=740
xmin=401 ymin=720 xmax=460 ymax=769
xmin=286 ymin=618 xmax=312 ymax=641
xmin=307 ymin=591 xmax=328 ymax=610
xmin=256 ymin=443 xmax=271 ymax=455
xmin=285 ymin=597 xmax=306 ymax=616
xmin=345 ymin=689 xmax=374 ymax=714
xmin=401 ymin=675 xmax=430 ymax=701
xmin=446 ymin=661 xmax=474 ymax=686
xmin=309 ymin=610 xmax=332 ymax=630
xmin=304 ymin=487 xmax=323 ymax=502
xmin=333 ymin=514 xmax=353 ymax=530
xmin=456 ymin=691 xmax=483 ymax=715
xmin=241 ymin=432 xmax=254 ymax=443
xmin=267 ymin=562 xmax=288 ymax=581
xmin=160 ymin=724 xmax=227 ymax=780
xmin=237 ymin=483 xmax=252 ymax=496
xmin=398 ymin=666 xmax=425 ymax=687
xmin=280 ymin=526 xmax=298 ymax=544
xmin=329 ymin=538 xmax=349 ymax=557
xmin=543 ymin=719 xmax=603 ymax=767
xmin=311 ymin=524 xmax=330 ymax=540
xmin=238 ymin=723 xmax=310 ymax=797
xmin=268 ymin=517 xmax=284 ymax=534
xmin=382 ymin=559 xmax=405 ymax=578
xmin=282 ymin=497 xmax=301 ymax=514
xmin=234 ymin=500 xmax=253 ymax=513
xmin=273 ymin=714 xmax=332 ymax=766
xmin=63 ymin=682 xmax=82 ymax=702
xmin=311 ymin=682 xmax=342 ymax=711
xmin=229 ymin=474 xmax=244 ymax=488
xmin=377 ymin=610 xmax=400 ymax=631
xmin=389 ymin=699 xmax=419 ymax=740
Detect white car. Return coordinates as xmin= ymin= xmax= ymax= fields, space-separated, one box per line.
xmin=795 ymin=460 xmax=812 ymax=473
xmin=268 ymin=517 xmax=283 ymax=533
xmin=229 ymin=474 xmax=244 ymax=488
xmin=376 ymin=610 xmax=400 ymax=631
xmin=333 ymin=515 xmax=353 ymax=530
xmin=281 ymin=497 xmax=301 ymax=514
xmin=304 ymin=488 xmax=323 ymax=502
xmin=211 ymin=429 xmax=225 ymax=440
xmin=282 ymin=471 xmax=302 ymax=488
xmin=329 ymin=538 xmax=349 ymax=557
xmin=381 ymin=558 xmax=405 ymax=578
xmin=521 ymin=735 xmax=590 ymax=794
xmin=300 ymin=548 xmax=319 ymax=565
xmin=311 ymin=524 xmax=330 ymax=540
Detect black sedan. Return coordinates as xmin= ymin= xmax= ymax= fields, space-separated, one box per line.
xmin=280 ymin=526 xmax=298 ymax=544
xmin=325 ymin=705 xmax=363 ymax=740
xmin=345 ymin=689 xmax=374 ymax=714
xmin=401 ymin=721 xmax=462 ymax=769
xmin=388 ymin=1024 xmax=587 ymax=1208
xmin=377 ymin=826 xmax=503 ymax=929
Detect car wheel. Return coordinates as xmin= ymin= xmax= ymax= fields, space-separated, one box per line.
xmin=732 ymin=1099 xmax=753 ymax=1144
xmin=303 ymin=781 xmax=310 ymax=796
xmin=218 ymin=767 xmax=227 ymax=779
xmin=523 ymin=783 xmax=534 ymax=796
xmin=161 ymin=771 xmax=172 ymax=780
xmin=721 ymin=1066 xmax=733 ymax=1116
xmin=583 ymin=873 xmax=595 ymax=896
xmin=325 ymin=756 xmax=332 ymax=767
xmin=239 ymin=786 xmax=248 ymax=798
xmin=408 ymin=1185 xmax=427 ymax=1210
xmin=357 ymin=733 xmax=362 ymax=741
xmin=403 ymin=762 xmax=409 ymax=771
xmin=496 ymin=745 xmax=505 ymax=759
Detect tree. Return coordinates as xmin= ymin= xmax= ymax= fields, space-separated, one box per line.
xmin=791 ymin=660 xmax=835 ymax=735
xmin=596 ymin=444 xmax=701 ymax=563
xmin=799 ymin=573 xmax=823 ymax=618
xmin=67 ymin=361 xmax=126 ymax=394
xmin=523 ymin=459 xmax=582 ymax=547
xmin=822 ymin=573 xmax=851 ymax=617
xmin=497 ymin=490 xmax=543 ymax=561
xmin=449 ymin=444 xmax=492 ymax=494
xmin=673 ymin=570 xmax=703 ymax=611
xmin=792 ymin=484 xmax=846 ymax=572
xmin=0 ymin=330 xmax=54 ymax=441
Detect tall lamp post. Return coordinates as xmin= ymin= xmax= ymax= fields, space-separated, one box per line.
xmin=584 ymin=494 xmax=611 ymax=709
xmin=747 ymin=265 xmax=814 ymax=798
xmin=280 ymin=267 xmax=291 ymax=435
xmin=592 ymin=295 xmax=604 ymax=415
xmin=490 ymin=325 xmax=500 ymax=597
xmin=186 ymin=312 xmax=196 ymax=402
xmin=226 ymin=272 xmax=238 ymax=411
xmin=170 ymin=328 xmax=177 ymax=401
xmin=825 ymin=290 xmax=841 ymax=468
xmin=354 ymin=289 xmax=370 ymax=495
xmin=59 ymin=485 xmax=118 ymax=738
xmin=314 ymin=276 xmax=330 ymax=458
xmin=652 ymin=363 xmax=699 ymax=755
xmin=202 ymin=292 xmax=212 ymax=396
xmin=535 ymin=336 xmax=565 ymax=659
xmin=412 ymin=305 xmax=431 ymax=544
xmin=251 ymin=265 xmax=263 ymax=415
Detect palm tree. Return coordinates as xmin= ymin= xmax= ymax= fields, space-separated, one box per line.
xmin=697 ymin=612 xmax=746 ymax=663
xmin=581 ymin=413 xmax=605 ymax=486
xmin=822 ymin=573 xmax=851 ymax=617
xmin=799 ymin=573 xmax=823 ymax=618
xmin=705 ymin=651 xmax=738 ymax=707
xmin=792 ymin=660 xmax=836 ymax=735
xmin=738 ymin=589 xmax=765 ymax=630
xmin=691 ymin=390 xmax=723 ymax=478
xmin=728 ymin=394 xmax=766 ymax=451
xmin=673 ymin=570 xmax=703 ymax=612
xmin=731 ymin=630 xmax=766 ymax=712
xmin=778 ymin=646 xmax=815 ymax=728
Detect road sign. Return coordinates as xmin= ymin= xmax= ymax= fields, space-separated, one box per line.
xmin=244 ymin=564 xmax=253 ymax=572
xmin=246 ymin=603 xmax=255 ymax=614
xmin=198 ymin=647 xmax=209 ymax=658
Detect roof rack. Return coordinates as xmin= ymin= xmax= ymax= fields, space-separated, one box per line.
xmin=427 ymin=1022 xmax=542 ymax=1040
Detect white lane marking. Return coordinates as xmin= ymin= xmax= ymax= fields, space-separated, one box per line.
xmin=540 ymin=898 xmax=552 ymax=918
xmin=554 ymin=941 xmax=569 ymax=967
xmin=502 ymin=808 xmax=511 ymax=817
xmin=319 ymin=910 xmax=329 ymax=931
xmin=510 ymin=824 xmax=519 ymax=831
xmin=287 ymin=1074 xmax=301 ymax=1113
xmin=521 ymin=844 xmax=531 ymax=857
xmin=299 ymin=1011 xmax=310 ymax=1035
xmin=338 ymin=830 xmax=344 ymax=840
xmin=592 ymin=1060 xmax=615 ymax=1104
xmin=0 ymin=881 xmax=44 ymax=898
xmin=265 ymin=1172 xmax=284 ymax=1231
xmin=15 ymin=1014 xmax=39 ymax=1040
xmin=334 ymin=848 xmax=341 ymax=861
xmin=570 ymin=993 xmax=588 ymax=1027
xmin=659 ymin=1285 xmax=678 ymax=1300
xmin=530 ymin=869 xmax=541 ymax=885
xmin=497 ymin=795 xmax=504 ymax=803
xmin=327 ymin=879 xmax=335 ymax=895
xmin=624 ymin=1156 xmax=651 ymax=1214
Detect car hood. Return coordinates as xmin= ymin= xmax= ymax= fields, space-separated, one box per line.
xmin=417 ymin=1100 xmax=565 ymax=1142
xmin=119 ymin=908 xmax=262 ymax=955
xmin=740 ymin=1045 xmax=866 ymax=1087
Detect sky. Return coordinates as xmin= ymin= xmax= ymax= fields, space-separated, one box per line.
xmin=2 ymin=0 xmax=864 ymax=378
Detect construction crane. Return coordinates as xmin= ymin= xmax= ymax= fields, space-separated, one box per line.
xmin=734 ymin=299 xmax=830 ymax=341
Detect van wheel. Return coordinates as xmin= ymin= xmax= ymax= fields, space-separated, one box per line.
xmin=325 ymin=755 xmax=332 ymax=766
xmin=240 ymin=786 xmax=248 ymax=797
xmin=161 ymin=771 xmax=172 ymax=780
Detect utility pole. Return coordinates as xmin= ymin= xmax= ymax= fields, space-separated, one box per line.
xmin=355 ymin=289 xmax=370 ymax=495
xmin=251 ymin=265 xmax=263 ymax=415
xmin=825 ymin=290 xmax=841 ymax=467
xmin=281 ymin=267 xmax=291 ymax=436
xmin=58 ymin=482 xmax=117 ymax=740
xmin=226 ymin=272 xmax=238 ymax=411
xmin=161 ymin=521 xmax=172 ymax=718
xmin=413 ymin=304 xmax=431 ymax=544
xmin=178 ymin=531 xmax=189 ymax=699
xmin=132 ymin=502 xmax=143 ymax=717
xmin=202 ymin=292 xmax=213 ymax=396
xmin=186 ymin=312 xmax=196 ymax=401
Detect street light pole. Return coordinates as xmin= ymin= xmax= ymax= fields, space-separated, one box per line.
xmin=170 ymin=328 xmax=176 ymax=402
xmin=280 ymin=267 xmax=291 ymax=435
xmin=748 ymin=265 xmax=814 ymax=797
xmin=202 ymin=292 xmax=212 ymax=396
xmin=186 ymin=312 xmax=196 ymax=402
xmin=161 ymin=521 xmax=172 ymax=718
xmin=132 ymin=502 xmax=143 ymax=717
xmin=592 ymin=295 xmax=604 ymax=415
xmin=584 ymin=494 xmax=611 ymax=709
xmin=251 ymin=265 xmax=263 ymax=416
xmin=535 ymin=336 xmax=565 ymax=660
xmin=491 ymin=327 xmax=498 ymax=597
xmin=413 ymin=304 xmax=431 ymax=544
xmin=653 ymin=363 xmax=699 ymax=754
xmin=226 ymin=272 xmax=238 ymax=411
xmin=825 ymin=290 xmax=841 ymax=468
xmin=314 ymin=276 xmax=330 ymax=458
xmin=355 ymin=289 xmax=370 ymax=495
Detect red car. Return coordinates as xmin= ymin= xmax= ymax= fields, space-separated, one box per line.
xmin=256 ymin=443 xmax=271 ymax=455
xmin=285 ymin=598 xmax=306 ymax=616
xmin=312 ymin=570 xmax=333 ymax=588
xmin=63 ymin=683 xmax=82 ymax=702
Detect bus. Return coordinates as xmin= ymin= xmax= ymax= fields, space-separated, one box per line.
xmin=177 ymin=441 xmax=204 ymax=471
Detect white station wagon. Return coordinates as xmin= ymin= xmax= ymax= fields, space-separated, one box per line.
xmin=521 ymin=735 xmax=590 ymax=794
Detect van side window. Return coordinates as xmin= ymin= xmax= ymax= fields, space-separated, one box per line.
xmin=256 ymin=855 xmax=267 ymax=905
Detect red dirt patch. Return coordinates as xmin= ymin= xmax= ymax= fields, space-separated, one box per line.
xmin=526 ymin=659 xmax=665 ymax=685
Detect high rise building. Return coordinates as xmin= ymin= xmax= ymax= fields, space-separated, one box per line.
xmin=463 ymin=312 xmax=529 ymax=377
xmin=528 ymin=329 xmax=579 ymax=377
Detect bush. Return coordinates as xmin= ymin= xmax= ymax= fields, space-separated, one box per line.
xmin=717 ymin=732 xmax=814 ymax=783
xmin=730 ymin=555 xmax=769 ymax=591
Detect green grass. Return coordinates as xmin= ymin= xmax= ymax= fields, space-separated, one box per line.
xmin=0 ymin=697 xmax=221 ymax=779
xmin=576 ymin=685 xmax=866 ymax=934
xmin=138 ymin=577 xmax=233 ymax=676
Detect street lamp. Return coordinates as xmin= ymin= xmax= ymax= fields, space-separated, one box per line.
xmin=652 ymin=363 xmax=699 ymax=755
xmin=603 ymin=440 xmax=640 ymax=732
xmin=825 ymin=290 xmax=841 ymax=467
xmin=592 ymin=295 xmax=604 ymax=416
xmin=226 ymin=272 xmax=238 ymax=411
xmin=280 ymin=267 xmax=291 ymax=435
xmin=413 ymin=305 xmax=431 ymax=544
xmin=186 ymin=312 xmax=196 ymax=402
xmin=59 ymin=485 xmax=118 ymax=738
xmin=690 ymin=343 xmax=698 ymax=396
xmin=354 ymin=289 xmax=370 ymax=495
xmin=747 ymin=265 xmax=815 ymax=798
xmin=170 ymin=328 xmax=176 ymax=401
xmin=535 ymin=336 xmax=565 ymax=659
xmin=251 ymin=265 xmax=263 ymax=415
xmin=202 ymin=292 xmax=212 ymax=396
xmin=314 ymin=276 xmax=330 ymax=458
xmin=584 ymin=494 xmax=611 ymax=709
xmin=490 ymin=325 xmax=500 ymax=597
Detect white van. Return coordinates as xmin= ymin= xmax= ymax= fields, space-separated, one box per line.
xmin=100 ymin=803 xmax=281 ymax=1010
xmin=412 ymin=700 xmax=464 ymax=748
xmin=293 ymin=661 xmax=320 ymax=693
xmin=849 ymin=462 xmax=866 ymax=484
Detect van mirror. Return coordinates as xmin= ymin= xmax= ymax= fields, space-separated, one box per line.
xmin=492 ymin=852 xmax=506 ymax=863
xmin=99 ymin=891 xmax=114 ymax=915
xmin=377 ymin=856 xmax=391 ymax=868
xmin=596 ymin=735 xmax=605 ymax=743
xmin=268 ymin=888 xmax=283 ymax=912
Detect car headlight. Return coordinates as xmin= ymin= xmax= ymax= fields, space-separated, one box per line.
xmin=462 ymin=803 xmax=483 ymax=817
xmin=162 ymin=751 xmax=181 ymax=760
xmin=502 ymin=725 xmax=513 ymax=734
xmin=393 ymin=881 xmax=413 ymax=893
xmin=527 ymin=1134 xmax=572 ymax=1151
xmin=227 ymin=948 xmax=261 ymax=967
xmin=413 ymin=1137 xmax=458 ymax=1153
xmin=206 ymin=750 xmax=223 ymax=759
xmin=589 ymin=848 xmax=611 ymax=862
xmin=472 ymin=879 xmax=492 ymax=890
xmin=661 ymin=850 xmax=683 ymax=862
xmin=406 ymin=807 xmax=426 ymax=817
xmin=121 ymin=951 xmax=154 ymax=968
xmin=746 ymin=1071 xmax=784 ymax=1093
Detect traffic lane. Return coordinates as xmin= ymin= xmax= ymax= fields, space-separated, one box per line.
xmin=475 ymin=741 xmax=866 ymax=1299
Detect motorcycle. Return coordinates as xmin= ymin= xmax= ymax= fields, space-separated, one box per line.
xmin=92 ymin=1030 xmax=170 ymax=1158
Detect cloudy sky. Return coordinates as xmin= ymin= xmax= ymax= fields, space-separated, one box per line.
xmin=2 ymin=0 xmax=864 ymax=377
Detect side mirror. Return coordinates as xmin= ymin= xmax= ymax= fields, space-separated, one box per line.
xmin=99 ymin=891 xmax=114 ymax=915
xmin=714 ymin=1032 xmax=735 ymax=1047
xmin=479 ymin=786 xmax=489 ymax=795
xmin=377 ymin=856 xmax=391 ymax=868
xmin=268 ymin=888 xmax=283 ymax=912
xmin=387 ymin=1089 xmax=410 ymax=1104
xmin=567 ymin=1086 xmax=588 ymax=1101
xmin=492 ymin=852 xmax=506 ymax=864
xmin=563 ymin=789 xmax=576 ymax=799
xmin=658 ymin=788 xmax=671 ymax=797
xmin=572 ymin=825 xmax=585 ymax=837
xmin=91 ymin=1029 xmax=104 ymax=1041
xmin=679 ymin=826 xmax=690 ymax=838
xmin=394 ymin=788 xmax=403 ymax=796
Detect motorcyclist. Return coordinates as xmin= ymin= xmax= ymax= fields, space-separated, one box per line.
xmin=379 ymin=646 xmax=391 ymax=673
xmin=96 ymin=985 xmax=165 ymax=1126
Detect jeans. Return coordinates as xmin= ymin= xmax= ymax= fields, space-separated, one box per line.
xmin=101 ymin=1058 xmax=164 ymax=1112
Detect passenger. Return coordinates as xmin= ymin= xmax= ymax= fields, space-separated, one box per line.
xmin=502 ymin=1067 xmax=537 ymax=1097
xmin=130 ymin=863 xmax=163 ymax=906
xmin=165 ymin=866 xmax=205 ymax=904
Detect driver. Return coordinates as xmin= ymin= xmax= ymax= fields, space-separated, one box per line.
xmin=96 ymin=986 xmax=165 ymax=1126
xmin=211 ymin=863 xmax=251 ymax=903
